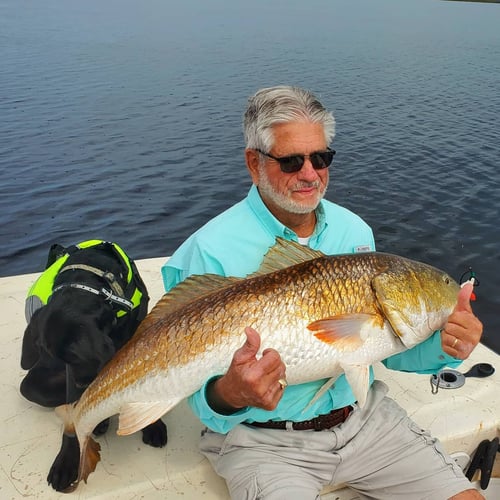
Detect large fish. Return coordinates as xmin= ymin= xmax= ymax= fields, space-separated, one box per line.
xmin=57 ymin=238 xmax=461 ymax=491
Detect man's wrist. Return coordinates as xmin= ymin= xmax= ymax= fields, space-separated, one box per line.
xmin=205 ymin=376 xmax=243 ymax=415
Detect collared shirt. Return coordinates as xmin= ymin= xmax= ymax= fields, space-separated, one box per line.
xmin=162 ymin=185 xmax=460 ymax=434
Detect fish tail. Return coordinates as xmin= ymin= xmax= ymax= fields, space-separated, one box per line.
xmin=55 ymin=403 xmax=102 ymax=492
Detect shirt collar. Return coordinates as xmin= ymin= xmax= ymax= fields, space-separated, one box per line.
xmin=246 ymin=184 xmax=328 ymax=243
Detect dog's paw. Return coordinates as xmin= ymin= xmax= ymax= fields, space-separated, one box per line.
xmin=141 ymin=419 xmax=168 ymax=448
xmin=93 ymin=418 xmax=110 ymax=436
xmin=47 ymin=434 xmax=79 ymax=491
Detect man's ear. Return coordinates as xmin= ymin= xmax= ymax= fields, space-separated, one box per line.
xmin=245 ymin=149 xmax=261 ymax=185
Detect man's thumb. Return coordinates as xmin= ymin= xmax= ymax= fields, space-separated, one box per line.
xmin=456 ymin=282 xmax=473 ymax=313
xmin=239 ymin=326 xmax=261 ymax=360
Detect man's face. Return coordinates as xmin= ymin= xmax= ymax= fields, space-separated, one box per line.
xmin=252 ymin=122 xmax=329 ymax=215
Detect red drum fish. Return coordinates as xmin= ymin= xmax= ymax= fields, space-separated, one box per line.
xmin=56 ymin=238 xmax=460 ymax=491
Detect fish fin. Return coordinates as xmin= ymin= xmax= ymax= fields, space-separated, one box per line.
xmin=55 ymin=402 xmax=78 ymax=434
xmin=303 ymin=374 xmax=339 ymax=413
xmin=117 ymin=401 xmax=177 ymax=436
xmin=168 ymin=274 xmax=242 ymax=305
xmin=341 ymin=363 xmax=370 ymax=407
xmin=62 ymin=435 xmax=101 ymax=492
xmin=76 ymin=436 xmax=101 ymax=488
xmin=308 ymin=313 xmax=376 ymax=349
xmin=133 ymin=274 xmax=242 ymax=337
xmin=249 ymin=237 xmax=325 ymax=277
xmin=57 ymin=405 xmax=101 ymax=492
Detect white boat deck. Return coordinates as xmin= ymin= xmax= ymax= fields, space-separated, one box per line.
xmin=1 ymin=257 xmax=499 ymax=499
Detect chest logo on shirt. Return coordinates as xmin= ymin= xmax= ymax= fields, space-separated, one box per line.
xmin=354 ymin=245 xmax=372 ymax=253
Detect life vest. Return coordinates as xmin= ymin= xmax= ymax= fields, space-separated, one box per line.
xmin=26 ymin=240 xmax=144 ymax=321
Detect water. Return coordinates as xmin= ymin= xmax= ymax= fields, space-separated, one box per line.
xmin=1 ymin=0 xmax=499 ymax=353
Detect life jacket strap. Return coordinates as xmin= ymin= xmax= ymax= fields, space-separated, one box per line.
xmin=59 ymin=263 xmax=125 ymax=297
xmin=52 ymin=283 xmax=134 ymax=311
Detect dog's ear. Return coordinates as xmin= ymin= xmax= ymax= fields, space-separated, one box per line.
xmin=96 ymin=306 xmax=116 ymax=331
xmin=21 ymin=308 xmax=45 ymax=369
xmin=42 ymin=303 xmax=115 ymax=362
xmin=41 ymin=308 xmax=77 ymax=362
xmin=45 ymin=244 xmax=66 ymax=268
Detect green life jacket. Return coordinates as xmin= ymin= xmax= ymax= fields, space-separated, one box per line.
xmin=26 ymin=240 xmax=143 ymax=319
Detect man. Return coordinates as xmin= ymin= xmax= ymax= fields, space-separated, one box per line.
xmin=162 ymin=86 xmax=483 ymax=499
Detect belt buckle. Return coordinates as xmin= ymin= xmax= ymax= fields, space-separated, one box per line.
xmin=313 ymin=415 xmax=324 ymax=432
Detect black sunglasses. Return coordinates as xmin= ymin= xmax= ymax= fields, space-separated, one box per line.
xmin=256 ymin=148 xmax=336 ymax=173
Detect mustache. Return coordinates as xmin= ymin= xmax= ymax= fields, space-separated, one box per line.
xmin=291 ymin=180 xmax=321 ymax=191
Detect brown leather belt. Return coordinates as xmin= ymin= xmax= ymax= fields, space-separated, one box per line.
xmin=246 ymin=405 xmax=353 ymax=432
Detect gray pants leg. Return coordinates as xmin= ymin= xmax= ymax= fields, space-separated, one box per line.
xmin=199 ymin=381 xmax=472 ymax=500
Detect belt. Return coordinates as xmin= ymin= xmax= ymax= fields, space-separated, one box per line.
xmin=246 ymin=405 xmax=353 ymax=432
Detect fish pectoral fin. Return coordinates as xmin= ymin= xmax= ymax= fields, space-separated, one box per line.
xmin=341 ymin=363 xmax=370 ymax=408
xmin=117 ymin=401 xmax=176 ymax=436
xmin=308 ymin=313 xmax=376 ymax=349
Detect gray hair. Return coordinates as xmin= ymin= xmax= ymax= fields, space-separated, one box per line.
xmin=243 ymin=85 xmax=336 ymax=152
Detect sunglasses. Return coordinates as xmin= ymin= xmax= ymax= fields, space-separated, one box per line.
xmin=256 ymin=148 xmax=336 ymax=173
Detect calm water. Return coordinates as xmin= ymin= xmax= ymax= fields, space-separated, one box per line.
xmin=1 ymin=0 xmax=499 ymax=353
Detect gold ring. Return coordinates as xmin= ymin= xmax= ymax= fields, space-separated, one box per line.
xmin=278 ymin=378 xmax=288 ymax=390
xmin=452 ymin=337 xmax=459 ymax=348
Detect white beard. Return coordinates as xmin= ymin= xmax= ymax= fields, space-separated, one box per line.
xmin=257 ymin=165 xmax=328 ymax=214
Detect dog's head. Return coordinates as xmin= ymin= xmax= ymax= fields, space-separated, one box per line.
xmin=26 ymin=292 xmax=117 ymax=389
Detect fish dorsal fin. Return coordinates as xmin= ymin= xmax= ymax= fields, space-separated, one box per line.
xmin=250 ymin=237 xmax=325 ymax=277
xmin=152 ymin=274 xmax=242 ymax=317
xmin=117 ymin=401 xmax=178 ymax=436
xmin=131 ymin=274 xmax=242 ymax=339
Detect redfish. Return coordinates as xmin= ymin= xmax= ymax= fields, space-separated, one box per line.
xmin=57 ymin=238 xmax=459 ymax=491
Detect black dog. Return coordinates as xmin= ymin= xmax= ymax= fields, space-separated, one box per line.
xmin=20 ymin=240 xmax=167 ymax=492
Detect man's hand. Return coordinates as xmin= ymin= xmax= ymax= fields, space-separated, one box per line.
xmin=206 ymin=327 xmax=287 ymax=414
xmin=441 ymin=282 xmax=483 ymax=360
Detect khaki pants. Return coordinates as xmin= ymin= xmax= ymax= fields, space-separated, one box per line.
xmin=199 ymin=381 xmax=471 ymax=500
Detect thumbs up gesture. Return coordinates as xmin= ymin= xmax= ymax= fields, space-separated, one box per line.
xmin=441 ymin=282 xmax=483 ymax=360
xmin=206 ymin=327 xmax=287 ymax=413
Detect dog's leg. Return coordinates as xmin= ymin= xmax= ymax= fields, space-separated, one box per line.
xmin=141 ymin=419 xmax=168 ymax=448
xmin=47 ymin=420 xmax=111 ymax=492
xmin=47 ymin=433 xmax=79 ymax=492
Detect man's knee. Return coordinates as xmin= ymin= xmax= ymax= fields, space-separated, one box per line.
xmin=225 ymin=466 xmax=321 ymax=500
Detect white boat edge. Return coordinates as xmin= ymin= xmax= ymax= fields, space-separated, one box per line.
xmin=1 ymin=256 xmax=498 ymax=499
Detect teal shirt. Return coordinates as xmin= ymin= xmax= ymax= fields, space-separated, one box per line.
xmin=162 ymin=185 xmax=460 ymax=434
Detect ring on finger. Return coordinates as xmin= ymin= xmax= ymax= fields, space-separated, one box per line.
xmin=452 ymin=337 xmax=459 ymax=348
xmin=278 ymin=378 xmax=288 ymax=390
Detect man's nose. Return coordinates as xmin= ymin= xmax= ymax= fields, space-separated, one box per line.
xmin=297 ymin=158 xmax=320 ymax=180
